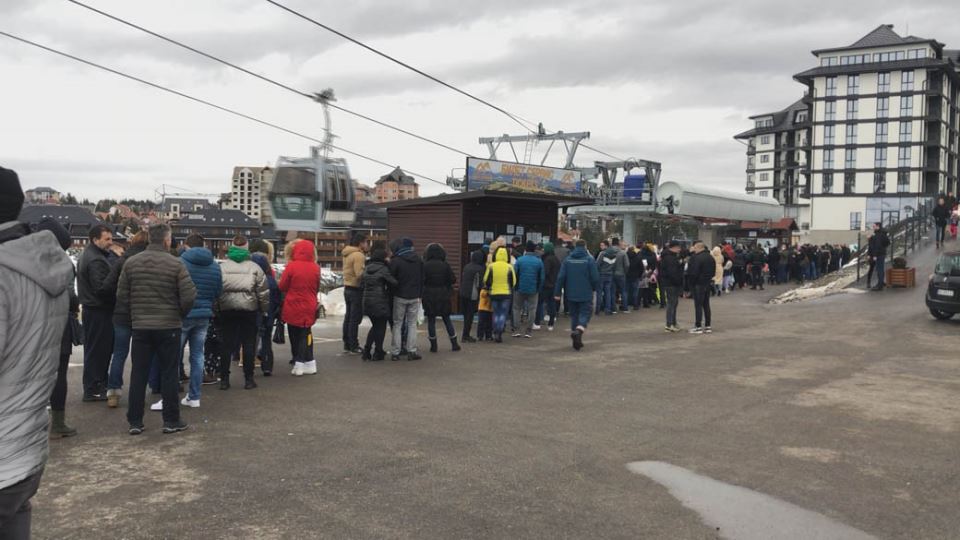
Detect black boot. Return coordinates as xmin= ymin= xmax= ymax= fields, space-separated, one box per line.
xmin=361 ymin=346 xmax=372 ymax=361
xmin=429 ymin=338 xmax=438 ymax=353
xmin=462 ymin=335 xmax=477 ymax=343
xmin=450 ymin=337 xmax=461 ymax=352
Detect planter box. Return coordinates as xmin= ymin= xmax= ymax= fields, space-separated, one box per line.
xmin=886 ymin=267 xmax=916 ymax=288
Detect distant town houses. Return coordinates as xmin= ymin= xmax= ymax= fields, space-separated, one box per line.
xmin=24 ymin=186 xmax=61 ymax=205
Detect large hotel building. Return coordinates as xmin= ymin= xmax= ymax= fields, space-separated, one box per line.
xmin=736 ymin=25 xmax=960 ymax=243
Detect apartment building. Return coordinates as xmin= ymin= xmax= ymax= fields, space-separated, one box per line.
xmin=230 ymin=166 xmax=275 ymax=224
xmin=374 ymin=167 xmax=419 ymax=203
xmin=737 ymin=25 xmax=960 ymax=243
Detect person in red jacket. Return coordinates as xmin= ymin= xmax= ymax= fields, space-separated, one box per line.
xmin=279 ymin=240 xmax=321 ymax=376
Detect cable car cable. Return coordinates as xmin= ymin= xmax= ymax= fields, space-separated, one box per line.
xmin=64 ymin=0 xmax=472 ymax=157
xmin=0 ymin=30 xmax=448 ymax=187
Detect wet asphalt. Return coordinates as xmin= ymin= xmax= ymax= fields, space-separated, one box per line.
xmin=32 ymin=240 xmax=960 ymax=539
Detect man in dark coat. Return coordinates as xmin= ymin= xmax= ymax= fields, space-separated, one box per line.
xmin=687 ymin=241 xmax=716 ymax=333
xmin=77 ymin=223 xmax=120 ymax=401
xmin=422 ymin=243 xmax=459 ymax=353
xmin=389 ymin=238 xmax=424 ymax=361
xmin=537 ymin=242 xmax=561 ymax=330
xmin=658 ymin=241 xmax=684 ymax=332
xmin=867 ymin=222 xmax=891 ymax=291
xmin=932 ymin=197 xmax=949 ymax=248
xmin=459 ymin=250 xmax=486 ymax=342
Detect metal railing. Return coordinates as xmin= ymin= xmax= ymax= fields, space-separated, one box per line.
xmin=855 ymin=201 xmax=933 ymax=283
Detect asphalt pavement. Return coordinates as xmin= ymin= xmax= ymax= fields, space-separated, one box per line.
xmin=32 ymin=240 xmax=959 ymax=539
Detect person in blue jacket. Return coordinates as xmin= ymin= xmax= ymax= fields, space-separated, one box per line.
xmin=512 ymin=241 xmax=545 ymax=338
xmin=553 ymin=239 xmax=599 ymax=351
xmin=173 ymin=234 xmax=222 ymax=408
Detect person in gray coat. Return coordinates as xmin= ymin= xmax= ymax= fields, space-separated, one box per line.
xmin=116 ymin=224 xmax=196 ymax=435
xmin=0 ymin=167 xmax=74 ymax=538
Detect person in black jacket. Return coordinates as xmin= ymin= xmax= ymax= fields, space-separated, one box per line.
xmin=422 ymin=243 xmax=459 ymax=353
xmin=658 ymin=241 xmax=684 ymax=332
xmin=867 ymin=222 xmax=891 ymax=291
xmin=77 ymin=223 xmax=121 ymax=401
xmin=687 ymin=241 xmax=716 ymax=334
xmin=361 ymin=248 xmax=397 ymax=361
xmin=625 ymin=245 xmax=643 ymax=311
xmin=932 ymin=197 xmax=949 ymax=248
xmin=389 ymin=238 xmax=424 ymax=360
xmin=459 ymin=250 xmax=485 ymax=342
xmin=536 ymin=242 xmax=561 ymax=330
xmin=750 ymin=246 xmax=767 ymax=290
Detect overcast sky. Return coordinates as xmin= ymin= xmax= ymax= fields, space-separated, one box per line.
xmin=2 ymin=0 xmax=959 ymax=202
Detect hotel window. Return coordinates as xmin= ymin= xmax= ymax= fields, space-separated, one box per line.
xmin=822 ymin=173 xmax=834 ymax=194
xmin=901 ymin=70 xmax=914 ymax=91
xmin=824 ymin=125 xmax=835 ymax=145
xmin=845 ymin=124 xmax=857 ymax=145
xmin=850 ymin=212 xmax=862 ymax=230
xmin=823 ymin=149 xmax=835 ymax=169
xmin=759 ymin=190 xmax=769 ymax=198
xmin=873 ymin=172 xmax=886 ymax=193
xmin=844 ymin=172 xmax=856 ymax=194
xmin=875 ymin=122 xmax=888 ymax=143
xmin=877 ymin=72 xmax=891 ymax=93
xmin=760 ymin=154 xmax=770 ymax=163
xmin=874 ymin=147 xmax=887 ymax=167
xmin=760 ymin=135 xmax=771 ymax=145
xmin=825 ymin=101 xmax=836 ymax=121
xmin=900 ymin=96 xmax=913 ymax=117
xmin=897 ymin=171 xmax=910 ymax=192
xmin=846 ymin=99 xmax=858 ymax=120
xmin=847 ymin=74 xmax=860 ymax=95
xmin=825 ymin=76 xmax=838 ymax=97
xmin=898 ymin=146 xmax=911 ymax=167
xmin=899 ymin=121 xmax=912 ymax=142
xmin=877 ymin=97 xmax=889 ymax=118
xmin=760 ymin=172 xmax=770 ymax=182
xmin=821 ymin=56 xmax=838 ymax=67
xmin=845 ymin=148 xmax=857 ymax=169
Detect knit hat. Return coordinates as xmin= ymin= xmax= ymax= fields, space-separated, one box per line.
xmin=35 ymin=217 xmax=72 ymax=250
xmin=542 ymin=241 xmax=554 ymax=254
xmin=525 ymin=240 xmax=536 ymax=252
xmin=0 ymin=167 xmax=25 ymax=224
xmin=402 ymin=237 xmax=414 ymax=248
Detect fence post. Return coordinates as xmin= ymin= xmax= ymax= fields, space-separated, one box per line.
xmin=857 ymin=230 xmax=862 ymax=283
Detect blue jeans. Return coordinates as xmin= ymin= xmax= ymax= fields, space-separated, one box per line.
xmin=491 ymin=295 xmax=512 ymax=335
xmin=536 ymin=290 xmax=557 ymax=326
xmin=568 ymin=300 xmax=593 ymax=332
xmin=598 ymin=275 xmax=613 ymax=314
xmin=875 ymin=255 xmax=886 ymax=287
xmin=626 ymin=278 xmax=640 ymax=309
xmin=613 ymin=275 xmax=627 ymax=311
xmin=108 ymin=323 xmax=131 ymax=391
xmin=181 ymin=318 xmax=209 ymax=400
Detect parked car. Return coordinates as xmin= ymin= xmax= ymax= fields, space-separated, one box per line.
xmin=925 ymin=252 xmax=960 ymax=319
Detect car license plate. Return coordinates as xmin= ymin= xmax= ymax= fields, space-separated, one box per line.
xmin=937 ymin=288 xmax=954 ymax=297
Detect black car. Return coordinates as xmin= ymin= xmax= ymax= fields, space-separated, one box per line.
xmin=926 ymin=252 xmax=960 ymax=319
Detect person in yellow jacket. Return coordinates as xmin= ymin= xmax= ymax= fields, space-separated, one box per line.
xmin=341 ymin=233 xmax=367 ymax=354
xmin=482 ymin=247 xmax=516 ymax=342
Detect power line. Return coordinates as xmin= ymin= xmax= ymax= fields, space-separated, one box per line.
xmin=63 ymin=0 xmax=471 ymax=157
xmin=0 ymin=30 xmax=448 ymax=187
xmin=264 ymin=0 xmax=539 ymax=134
xmin=265 ymin=0 xmax=630 ymax=164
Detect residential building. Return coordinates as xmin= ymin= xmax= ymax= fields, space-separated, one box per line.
xmin=737 ymin=25 xmax=960 ymax=243
xmin=161 ymin=196 xmax=211 ymax=221
xmin=169 ymin=208 xmax=263 ymax=257
xmin=18 ymin=204 xmax=105 ymax=248
xmin=734 ymin=98 xmax=812 ymax=231
xmin=229 ymin=166 xmax=274 ymax=224
xmin=355 ymin=183 xmax=375 ymax=204
xmin=24 ymin=187 xmax=61 ymax=205
xmin=374 ymin=167 xmax=419 ymax=203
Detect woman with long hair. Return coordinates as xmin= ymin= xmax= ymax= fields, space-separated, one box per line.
xmin=360 ymin=247 xmax=397 ymax=361
xmin=279 ymin=239 xmax=321 ymax=376
xmin=422 ymin=243 xmax=460 ymax=353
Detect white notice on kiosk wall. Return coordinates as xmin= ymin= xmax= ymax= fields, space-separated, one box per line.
xmin=467 ymin=231 xmax=484 ymax=244
xmin=527 ymin=232 xmax=542 ymax=244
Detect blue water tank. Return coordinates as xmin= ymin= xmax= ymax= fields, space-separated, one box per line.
xmin=623 ymin=174 xmax=647 ymax=200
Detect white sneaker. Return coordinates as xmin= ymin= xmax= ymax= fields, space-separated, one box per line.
xmin=180 ymin=397 xmax=200 ymax=408
xmin=531 ymin=324 xmax=542 ymax=331
xmin=150 ymin=399 xmax=163 ymax=411
xmin=302 ymin=360 xmax=318 ymax=375
xmin=547 ymin=326 xmax=554 ymax=332
xmin=689 ymin=327 xmax=704 ymax=335
xmin=292 ymin=362 xmax=305 ymax=376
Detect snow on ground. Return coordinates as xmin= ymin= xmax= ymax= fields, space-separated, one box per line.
xmin=769 ymin=268 xmax=866 ymax=304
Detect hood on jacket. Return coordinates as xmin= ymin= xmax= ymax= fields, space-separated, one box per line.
xmin=365 ymin=259 xmax=388 ymax=274
xmin=470 ymin=250 xmax=485 ymax=265
xmin=569 ymin=246 xmax=589 ymax=259
xmin=182 ymin=246 xmax=214 ymax=267
xmin=542 ymin=242 xmax=555 ymax=255
xmin=227 ymin=245 xmax=250 ymax=263
xmin=494 ymin=247 xmax=510 ymax=263
xmin=251 ymin=252 xmax=273 ymax=276
xmin=342 ymin=245 xmax=361 ymax=258
xmin=292 ymin=240 xmax=316 ymax=262
xmin=424 ymin=243 xmax=446 ymax=262
xmin=0 ymin=223 xmax=73 ymax=297
xmin=604 ymin=246 xmax=619 ymax=257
